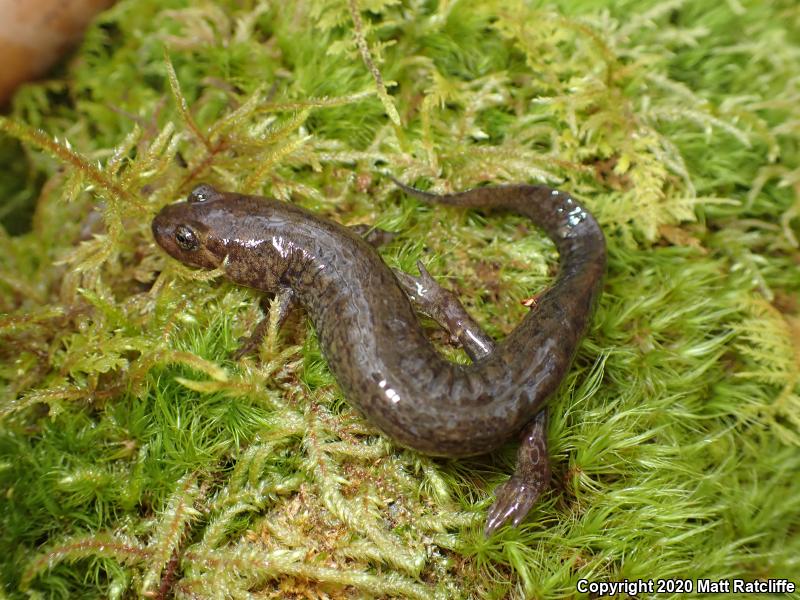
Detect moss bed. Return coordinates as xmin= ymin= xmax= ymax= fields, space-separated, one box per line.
xmin=1 ymin=1 xmax=798 ymax=598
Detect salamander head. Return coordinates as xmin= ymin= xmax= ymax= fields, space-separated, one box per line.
xmin=151 ymin=184 xmax=232 ymax=270
xmin=152 ymin=184 xmax=316 ymax=292
xmin=152 ymin=184 xmax=274 ymax=269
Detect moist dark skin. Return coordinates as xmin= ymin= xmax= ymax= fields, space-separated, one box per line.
xmin=152 ymin=180 xmax=606 ymax=534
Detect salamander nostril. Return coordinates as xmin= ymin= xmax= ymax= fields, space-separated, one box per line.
xmin=151 ymin=214 xmax=164 ymax=241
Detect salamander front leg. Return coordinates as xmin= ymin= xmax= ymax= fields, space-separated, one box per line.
xmin=484 ymin=408 xmax=550 ymax=536
xmin=233 ymin=286 xmax=296 ymax=359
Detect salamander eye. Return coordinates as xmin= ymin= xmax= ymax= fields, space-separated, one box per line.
xmin=188 ymin=183 xmax=218 ymax=203
xmin=175 ymin=224 xmax=199 ymax=251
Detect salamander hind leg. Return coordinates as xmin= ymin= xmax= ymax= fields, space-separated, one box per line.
xmin=393 ymin=261 xmax=494 ymax=361
xmin=484 ymin=408 xmax=551 ymax=536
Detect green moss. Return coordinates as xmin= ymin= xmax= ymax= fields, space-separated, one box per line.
xmin=1 ymin=0 xmax=799 ymax=598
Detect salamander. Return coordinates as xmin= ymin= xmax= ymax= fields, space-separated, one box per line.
xmin=151 ymin=179 xmax=606 ymax=534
